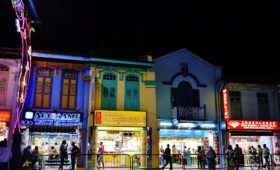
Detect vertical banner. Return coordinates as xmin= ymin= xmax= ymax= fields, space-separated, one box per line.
xmin=273 ymin=132 xmax=280 ymax=165
xmin=214 ymin=133 xmax=220 ymax=164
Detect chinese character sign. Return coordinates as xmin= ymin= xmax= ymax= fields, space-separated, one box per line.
xmin=227 ymin=120 xmax=279 ymax=130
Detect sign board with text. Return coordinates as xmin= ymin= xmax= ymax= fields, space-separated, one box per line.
xmin=0 ymin=111 xmax=10 ymax=122
xmin=94 ymin=110 xmax=146 ymax=127
xmin=227 ymin=120 xmax=279 ymax=130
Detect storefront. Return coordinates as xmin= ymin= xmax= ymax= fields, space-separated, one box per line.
xmin=23 ymin=111 xmax=83 ymax=154
xmin=0 ymin=111 xmax=10 ymax=141
xmin=93 ymin=110 xmax=148 ymax=155
xmin=226 ymin=120 xmax=279 ymax=165
xmin=158 ymin=120 xmax=219 ymax=155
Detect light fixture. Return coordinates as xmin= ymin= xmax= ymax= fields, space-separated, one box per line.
xmin=178 ymin=123 xmax=196 ymax=128
xmin=200 ymin=123 xmax=216 ymax=129
xmin=160 ymin=122 xmax=172 ymax=126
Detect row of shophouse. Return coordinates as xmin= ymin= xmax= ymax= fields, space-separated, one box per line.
xmin=0 ymin=48 xmax=280 ymax=167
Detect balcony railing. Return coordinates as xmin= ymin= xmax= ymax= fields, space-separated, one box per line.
xmin=172 ymin=104 xmax=206 ymax=121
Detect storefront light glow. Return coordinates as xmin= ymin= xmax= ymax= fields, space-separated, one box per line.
xmin=178 ymin=123 xmax=196 ymax=128
xmin=160 ymin=122 xmax=172 ymax=126
xmin=200 ymin=124 xmax=216 ymax=129
xmin=96 ymin=127 xmax=143 ymax=131
xmin=25 ymin=111 xmax=33 ymax=119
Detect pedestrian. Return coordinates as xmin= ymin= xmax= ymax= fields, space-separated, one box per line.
xmin=263 ymin=144 xmax=270 ymax=169
xmin=71 ymin=142 xmax=80 ymax=170
xmin=0 ymin=139 xmax=12 ymax=170
xmin=257 ymin=145 xmax=263 ymax=168
xmin=97 ymin=142 xmax=105 ymax=168
xmin=206 ymin=146 xmax=216 ymax=169
xmin=59 ymin=140 xmax=68 ymax=170
xmin=32 ymin=146 xmax=39 ymax=169
xmin=22 ymin=146 xmax=32 ymax=169
xmin=186 ymin=148 xmax=192 ymax=167
xmin=162 ymin=144 xmax=172 ymax=170
xmin=160 ymin=146 xmax=165 ymax=166
xmin=233 ymin=144 xmax=242 ymax=170
xmin=50 ymin=146 xmax=59 ymax=159
xmin=183 ymin=146 xmax=187 ymax=169
xmin=172 ymin=145 xmax=177 ymax=163
xmin=226 ymin=145 xmax=234 ymax=170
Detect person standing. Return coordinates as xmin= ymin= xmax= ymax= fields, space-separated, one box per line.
xmin=97 ymin=142 xmax=105 ymax=168
xmin=59 ymin=140 xmax=68 ymax=170
xmin=162 ymin=144 xmax=172 ymax=170
xmin=160 ymin=146 xmax=165 ymax=166
xmin=31 ymin=146 xmax=39 ymax=169
xmin=257 ymin=145 xmax=263 ymax=168
xmin=172 ymin=145 xmax=177 ymax=163
xmin=186 ymin=148 xmax=192 ymax=167
xmin=206 ymin=146 xmax=216 ymax=169
xmin=183 ymin=146 xmax=187 ymax=169
xmin=71 ymin=142 xmax=80 ymax=170
xmin=226 ymin=145 xmax=234 ymax=170
xmin=233 ymin=144 xmax=242 ymax=170
xmin=263 ymin=144 xmax=270 ymax=169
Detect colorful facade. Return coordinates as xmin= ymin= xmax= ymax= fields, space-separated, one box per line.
xmin=155 ymin=48 xmax=222 ymax=163
xmin=22 ymin=52 xmax=91 ymax=167
xmin=222 ymin=82 xmax=280 ymax=165
xmin=0 ymin=50 xmax=21 ymax=147
xmin=89 ymin=57 xmax=157 ymax=164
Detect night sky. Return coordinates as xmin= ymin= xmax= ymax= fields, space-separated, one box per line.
xmin=1 ymin=1 xmax=280 ymax=83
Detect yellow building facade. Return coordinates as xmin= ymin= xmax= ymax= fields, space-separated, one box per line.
xmin=87 ymin=58 xmax=158 ymax=167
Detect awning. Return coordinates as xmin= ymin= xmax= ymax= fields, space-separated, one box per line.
xmin=230 ymin=131 xmax=274 ymax=136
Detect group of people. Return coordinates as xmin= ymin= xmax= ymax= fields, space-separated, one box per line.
xmin=226 ymin=144 xmax=271 ymax=170
xmin=21 ymin=140 xmax=80 ymax=170
xmin=160 ymin=144 xmax=217 ymax=170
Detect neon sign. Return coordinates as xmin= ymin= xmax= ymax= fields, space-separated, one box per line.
xmin=227 ymin=120 xmax=279 ymax=130
xmin=222 ymin=88 xmax=229 ymax=120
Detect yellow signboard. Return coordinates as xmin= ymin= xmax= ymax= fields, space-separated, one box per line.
xmin=94 ymin=110 xmax=146 ymax=127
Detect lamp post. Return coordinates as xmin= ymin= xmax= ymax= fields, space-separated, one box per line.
xmin=10 ymin=0 xmax=34 ymax=169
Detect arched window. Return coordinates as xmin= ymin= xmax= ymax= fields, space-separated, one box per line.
xmin=125 ymin=75 xmax=140 ymax=111
xmin=0 ymin=64 xmax=9 ymax=105
xmin=101 ymin=73 xmax=117 ymax=110
xmin=34 ymin=68 xmax=53 ymax=108
xmin=60 ymin=70 xmax=78 ymax=109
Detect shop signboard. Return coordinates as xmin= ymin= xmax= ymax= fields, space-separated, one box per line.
xmin=24 ymin=111 xmax=83 ymax=126
xmin=94 ymin=110 xmax=146 ymax=127
xmin=227 ymin=120 xmax=279 ymax=130
xmin=159 ymin=129 xmax=205 ymax=137
xmin=222 ymin=88 xmax=230 ymax=120
xmin=0 ymin=111 xmax=10 ymax=122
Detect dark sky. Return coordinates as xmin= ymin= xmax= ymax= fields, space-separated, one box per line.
xmin=1 ymin=1 xmax=280 ymax=83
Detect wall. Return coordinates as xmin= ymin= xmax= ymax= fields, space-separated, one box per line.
xmin=155 ymin=49 xmax=221 ymax=121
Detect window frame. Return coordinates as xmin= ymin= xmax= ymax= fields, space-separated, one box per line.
xmin=101 ymin=73 xmax=117 ymax=110
xmin=60 ymin=69 xmax=79 ymax=110
xmin=33 ymin=67 xmax=54 ymax=109
xmin=124 ymin=74 xmax=140 ymax=111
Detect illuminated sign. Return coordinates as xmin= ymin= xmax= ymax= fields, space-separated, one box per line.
xmin=0 ymin=122 xmax=6 ymax=128
xmin=227 ymin=120 xmax=279 ymax=130
xmin=159 ymin=129 xmax=206 ymax=137
xmin=0 ymin=111 xmax=11 ymax=122
xmin=222 ymin=88 xmax=230 ymax=120
xmin=25 ymin=111 xmax=34 ymax=119
xmin=94 ymin=110 xmax=146 ymax=127
xmin=24 ymin=111 xmax=82 ymax=126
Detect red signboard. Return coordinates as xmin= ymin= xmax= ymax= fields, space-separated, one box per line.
xmin=222 ymin=88 xmax=229 ymax=120
xmin=227 ymin=120 xmax=279 ymax=130
xmin=95 ymin=111 xmax=102 ymax=124
xmin=0 ymin=111 xmax=11 ymax=122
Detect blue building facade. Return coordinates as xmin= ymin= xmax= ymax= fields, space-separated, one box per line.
xmin=22 ymin=52 xmax=91 ymax=167
xmin=155 ymin=49 xmax=223 ymax=159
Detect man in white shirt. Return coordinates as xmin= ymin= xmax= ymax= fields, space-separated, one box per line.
xmin=263 ymin=144 xmax=270 ymax=169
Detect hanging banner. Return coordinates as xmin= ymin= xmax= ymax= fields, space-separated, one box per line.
xmin=222 ymin=88 xmax=230 ymax=120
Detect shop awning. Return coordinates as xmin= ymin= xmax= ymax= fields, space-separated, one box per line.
xmin=230 ymin=131 xmax=274 ymax=136
xmin=30 ymin=126 xmax=77 ymax=133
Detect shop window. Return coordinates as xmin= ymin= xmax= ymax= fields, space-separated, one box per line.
xmin=257 ymin=93 xmax=270 ymax=120
xmin=0 ymin=64 xmax=9 ymax=105
xmin=125 ymin=75 xmax=140 ymax=111
xmin=34 ymin=68 xmax=53 ymax=108
xmin=229 ymin=91 xmax=243 ymax=119
xmin=101 ymin=73 xmax=117 ymax=110
xmin=60 ymin=70 xmax=78 ymax=110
